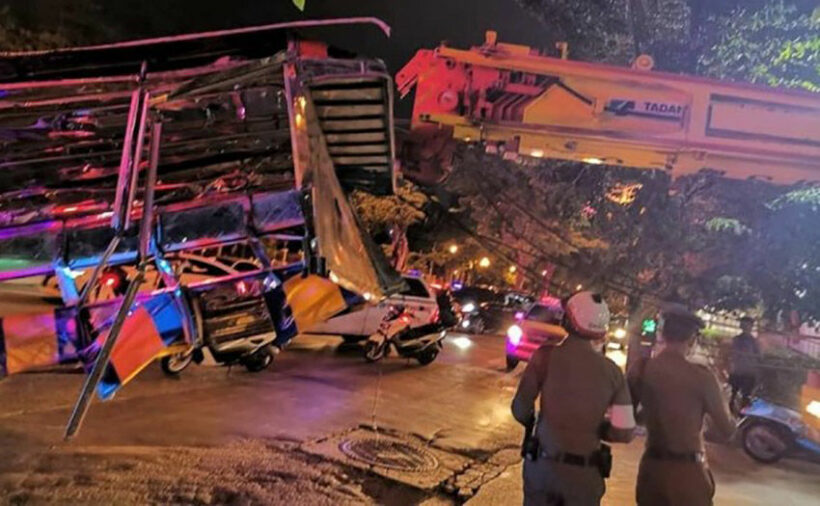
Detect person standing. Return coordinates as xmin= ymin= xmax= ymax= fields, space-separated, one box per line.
xmin=628 ymin=308 xmax=735 ymax=506
xmin=728 ymin=316 xmax=760 ymax=412
xmin=512 ymin=291 xmax=635 ymax=506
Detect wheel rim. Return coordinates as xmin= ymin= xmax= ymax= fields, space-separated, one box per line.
xmin=167 ymin=352 xmax=194 ymax=372
xmin=365 ymin=342 xmax=386 ymax=360
xmin=746 ymin=425 xmax=787 ymax=460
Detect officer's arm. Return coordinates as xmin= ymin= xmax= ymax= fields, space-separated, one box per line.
xmin=511 ymin=347 xmax=548 ymax=425
xmin=602 ymin=368 xmax=636 ymax=443
xmin=703 ymin=368 xmax=736 ymax=440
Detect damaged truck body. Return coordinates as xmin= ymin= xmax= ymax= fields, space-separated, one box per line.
xmin=0 ymin=18 xmax=402 ymax=437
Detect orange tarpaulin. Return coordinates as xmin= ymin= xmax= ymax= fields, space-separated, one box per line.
xmin=2 ymin=312 xmax=59 ymax=374
xmin=103 ymin=306 xmax=165 ymax=387
xmin=284 ymin=274 xmax=348 ymax=332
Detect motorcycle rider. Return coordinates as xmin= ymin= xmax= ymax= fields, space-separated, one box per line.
xmin=627 ymin=307 xmax=735 ymax=506
xmin=512 ymin=291 xmax=635 ymax=506
xmin=728 ymin=316 xmax=760 ymax=412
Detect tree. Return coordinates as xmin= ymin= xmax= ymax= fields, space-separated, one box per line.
xmin=350 ymin=183 xmax=427 ymax=238
xmin=0 ymin=6 xmax=69 ymax=50
xmin=515 ymin=0 xmax=635 ymax=64
xmin=698 ymin=1 xmax=820 ymax=92
xmin=0 ymin=2 xmax=117 ymax=51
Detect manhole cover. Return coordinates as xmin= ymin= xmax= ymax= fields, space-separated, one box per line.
xmin=339 ymin=437 xmax=439 ymax=472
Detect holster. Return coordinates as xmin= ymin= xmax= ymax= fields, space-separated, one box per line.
xmin=521 ymin=416 xmax=540 ymax=461
xmin=596 ymin=443 xmax=613 ymax=478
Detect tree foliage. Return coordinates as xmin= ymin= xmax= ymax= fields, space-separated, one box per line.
xmin=698 ymin=1 xmax=820 ymax=91
xmin=0 ymin=6 xmax=69 ymax=50
xmin=515 ymin=0 xmax=635 ymax=64
xmin=0 ymin=2 xmax=119 ymax=51
xmin=350 ymin=184 xmax=428 ymax=237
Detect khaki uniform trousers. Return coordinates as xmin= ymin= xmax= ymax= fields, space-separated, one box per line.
xmin=636 ymin=454 xmax=715 ymax=506
xmin=523 ymin=457 xmax=604 ymax=506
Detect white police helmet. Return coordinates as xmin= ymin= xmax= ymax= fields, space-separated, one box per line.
xmin=565 ymin=291 xmax=610 ymax=339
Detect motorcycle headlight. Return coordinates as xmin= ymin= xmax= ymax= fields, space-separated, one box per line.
xmin=507 ymin=324 xmax=523 ymax=346
xmin=807 ymin=400 xmax=820 ymax=419
xmin=462 ymin=303 xmax=476 ymax=313
xmin=461 ymin=320 xmax=471 ymax=329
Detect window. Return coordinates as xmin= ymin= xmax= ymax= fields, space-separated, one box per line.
xmin=400 ymin=277 xmax=429 ymax=298
xmin=526 ymin=304 xmax=563 ymax=325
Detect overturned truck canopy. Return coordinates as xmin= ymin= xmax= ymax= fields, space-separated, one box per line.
xmin=0 ymin=19 xmax=403 ymax=429
xmin=0 ymin=18 xmax=401 ymax=294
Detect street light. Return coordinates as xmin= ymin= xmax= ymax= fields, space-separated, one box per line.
xmin=448 ymin=244 xmax=458 ymax=254
xmin=479 ymin=257 xmax=491 ymax=268
xmin=509 ymin=265 xmax=517 ymax=273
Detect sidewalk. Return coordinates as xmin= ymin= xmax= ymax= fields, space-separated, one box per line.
xmin=468 ymin=437 xmax=820 ymax=506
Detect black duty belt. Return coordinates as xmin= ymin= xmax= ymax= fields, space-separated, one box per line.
xmin=645 ymin=447 xmax=706 ymax=463
xmin=539 ymin=450 xmax=600 ymax=467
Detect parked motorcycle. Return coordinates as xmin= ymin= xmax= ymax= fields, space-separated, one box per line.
xmin=458 ymin=301 xmax=487 ymax=334
xmin=364 ymin=306 xmax=446 ymax=365
xmin=160 ymin=275 xmax=283 ymax=376
xmin=738 ymin=397 xmax=820 ymax=464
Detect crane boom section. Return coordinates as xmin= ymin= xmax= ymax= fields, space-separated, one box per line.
xmin=397 ymin=33 xmax=820 ymax=185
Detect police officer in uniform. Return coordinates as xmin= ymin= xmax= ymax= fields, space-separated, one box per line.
xmin=627 ymin=308 xmax=735 ymax=506
xmin=512 ymin=292 xmax=636 ymax=506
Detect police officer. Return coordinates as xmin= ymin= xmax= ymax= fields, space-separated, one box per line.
xmin=512 ymin=292 xmax=636 ymax=506
xmin=627 ymin=307 xmax=735 ymax=506
xmin=728 ymin=316 xmax=760 ymax=412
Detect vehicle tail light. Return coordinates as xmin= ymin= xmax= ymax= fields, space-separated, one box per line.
xmin=235 ymin=280 xmax=248 ymax=295
xmin=399 ymin=314 xmax=413 ymax=325
xmin=100 ymin=269 xmax=124 ymax=291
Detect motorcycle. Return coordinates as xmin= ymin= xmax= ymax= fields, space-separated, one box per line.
xmin=458 ymin=301 xmax=487 ymax=334
xmin=363 ymin=305 xmax=446 ymax=365
xmin=738 ymin=397 xmax=820 ymax=464
xmin=160 ymin=275 xmax=284 ymax=376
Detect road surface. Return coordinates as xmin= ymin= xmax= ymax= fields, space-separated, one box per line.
xmin=0 ymin=329 xmax=818 ymax=504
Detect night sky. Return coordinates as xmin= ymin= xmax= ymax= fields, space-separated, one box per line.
xmin=9 ymin=0 xmax=552 ymax=116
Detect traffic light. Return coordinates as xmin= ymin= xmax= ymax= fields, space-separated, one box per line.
xmin=641 ymin=318 xmax=657 ymax=336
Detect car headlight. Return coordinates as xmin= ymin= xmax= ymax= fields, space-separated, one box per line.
xmin=807 ymin=400 xmax=820 ymax=419
xmin=613 ymin=328 xmax=627 ymax=339
xmin=462 ymin=303 xmax=476 ymax=313
xmin=462 ymin=320 xmax=471 ymax=329
xmin=507 ymin=324 xmax=523 ymax=346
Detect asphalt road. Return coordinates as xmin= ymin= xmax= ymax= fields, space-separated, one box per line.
xmin=0 ymin=329 xmax=818 ymax=504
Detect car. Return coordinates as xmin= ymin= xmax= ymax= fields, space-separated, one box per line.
xmin=505 ymin=301 xmax=568 ymax=371
xmin=452 ymin=286 xmax=505 ymax=334
xmin=305 ymin=276 xmax=439 ymax=342
xmin=606 ymin=316 xmax=629 ymax=350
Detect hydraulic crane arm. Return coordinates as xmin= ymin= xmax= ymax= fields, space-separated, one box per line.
xmin=396 ymin=31 xmax=820 ymax=185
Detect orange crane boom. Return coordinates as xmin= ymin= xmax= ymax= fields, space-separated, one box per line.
xmin=396 ymin=31 xmax=820 ymax=185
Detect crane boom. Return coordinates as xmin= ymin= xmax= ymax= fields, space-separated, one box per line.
xmin=397 ymin=31 xmax=820 ymax=185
